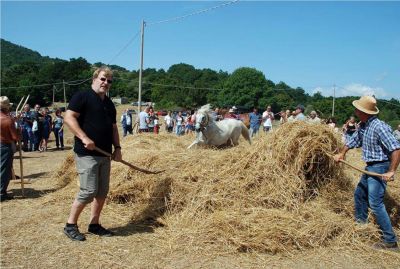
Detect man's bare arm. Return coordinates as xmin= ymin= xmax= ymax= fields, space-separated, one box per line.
xmin=64 ymin=110 xmax=94 ymax=150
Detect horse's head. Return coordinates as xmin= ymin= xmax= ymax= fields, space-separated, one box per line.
xmin=195 ymin=111 xmax=210 ymax=132
xmin=195 ymin=104 xmax=212 ymax=132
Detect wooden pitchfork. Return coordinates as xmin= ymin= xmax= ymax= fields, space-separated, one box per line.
xmin=94 ymin=146 xmax=164 ymax=175
xmin=327 ymin=152 xmax=394 ymax=181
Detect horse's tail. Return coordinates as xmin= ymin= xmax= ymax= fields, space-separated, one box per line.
xmin=241 ymin=122 xmax=252 ymax=145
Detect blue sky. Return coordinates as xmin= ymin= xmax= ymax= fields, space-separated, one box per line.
xmin=1 ymin=1 xmax=399 ymax=100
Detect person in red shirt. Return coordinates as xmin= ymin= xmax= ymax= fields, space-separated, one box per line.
xmin=0 ymin=96 xmax=19 ymax=202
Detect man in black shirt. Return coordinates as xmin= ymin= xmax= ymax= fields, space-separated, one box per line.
xmin=63 ymin=66 xmax=122 ymax=241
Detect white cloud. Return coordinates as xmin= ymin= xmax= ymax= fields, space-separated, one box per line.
xmin=310 ymin=83 xmax=388 ymax=98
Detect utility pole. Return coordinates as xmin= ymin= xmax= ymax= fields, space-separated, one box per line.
xmin=138 ymin=20 xmax=145 ymax=113
xmin=332 ymin=84 xmax=336 ymax=117
xmin=63 ymin=80 xmax=67 ymax=108
xmin=52 ymin=85 xmax=56 ymax=104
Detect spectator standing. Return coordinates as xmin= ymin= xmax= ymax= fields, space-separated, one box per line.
xmin=32 ymin=104 xmax=42 ymax=151
xmin=53 ymin=109 xmax=65 ymax=150
xmin=153 ymin=113 xmax=160 ymax=134
xmin=287 ymin=111 xmax=296 ymax=122
xmin=249 ymin=107 xmax=261 ymax=137
xmin=224 ymin=108 xmax=239 ymax=119
xmin=393 ymin=124 xmax=400 ymax=142
xmin=120 ymin=109 xmax=133 ymax=137
xmin=185 ymin=112 xmax=195 ymax=134
xmin=334 ymin=96 xmax=400 ymax=251
xmin=63 ymin=66 xmax=122 ymax=241
xmin=294 ymin=104 xmax=306 ymax=121
xmin=307 ymin=111 xmax=321 ymax=124
xmin=20 ymin=104 xmax=35 ymax=151
xmin=342 ymin=116 xmax=357 ymax=142
xmin=138 ymin=106 xmax=150 ymax=133
xmin=175 ymin=111 xmax=184 ymax=136
xmin=211 ymin=107 xmax=223 ymax=121
xmin=280 ymin=110 xmax=289 ymax=125
xmin=164 ymin=111 xmax=174 ymax=133
xmin=148 ymin=107 xmax=156 ymax=133
xmin=326 ymin=117 xmax=338 ymax=132
xmin=262 ymin=105 xmax=274 ymax=132
xmin=0 ymin=96 xmax=19 ymax=202
xmin=39 ymin=107 xmax=52 ymax=152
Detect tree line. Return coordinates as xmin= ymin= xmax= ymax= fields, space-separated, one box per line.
xmin=1 ymin=38 xmax=399 ymax=127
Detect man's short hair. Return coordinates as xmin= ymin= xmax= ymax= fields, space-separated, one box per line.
xmin=92 ymin=66 xmax=113 ymax=80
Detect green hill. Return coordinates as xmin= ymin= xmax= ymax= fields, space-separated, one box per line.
xmin=0 ymin=38 xmax=64 ymax=71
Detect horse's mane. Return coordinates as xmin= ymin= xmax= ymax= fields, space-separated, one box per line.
xmin=198 ymin=104 xmax=213 ymax=115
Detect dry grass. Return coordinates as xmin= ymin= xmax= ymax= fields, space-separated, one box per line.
xmin=2 ymin=110 xmax=400 ymax=268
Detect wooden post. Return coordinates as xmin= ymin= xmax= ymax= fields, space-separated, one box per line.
xmin=15 ymin=96 xmax=25 ymax=113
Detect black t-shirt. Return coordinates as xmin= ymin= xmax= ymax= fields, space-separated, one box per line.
xmin=68 ymin=89 xmax=116 ymax=156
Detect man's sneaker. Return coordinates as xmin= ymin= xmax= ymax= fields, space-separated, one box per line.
xmin=372 ymin=241 xmax=399 ymax=251
xmin=0 ymin=194 xmax=14 ymax=202
xmin=88 ymin=224 xmax=114 ymax=237
xmin=64 ymin=224 xmax=86 ymax=241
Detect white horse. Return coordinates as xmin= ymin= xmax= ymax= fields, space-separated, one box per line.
xmin=187 ymin=104 xmax=251 ymax=149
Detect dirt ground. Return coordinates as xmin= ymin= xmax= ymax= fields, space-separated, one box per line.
xmin=1 ymin=105 xmax=399 ymax=268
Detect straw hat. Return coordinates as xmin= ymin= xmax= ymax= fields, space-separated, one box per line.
xmin=0 ymin=96 xmax=13 ymax=110
xmin=352 ymin=96 xmax=379 ymax=115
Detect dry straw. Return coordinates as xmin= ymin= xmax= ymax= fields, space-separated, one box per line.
xmin=55 ymin=122 xmax=399 ymax=258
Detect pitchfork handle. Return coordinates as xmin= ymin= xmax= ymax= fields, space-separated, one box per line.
xmin=93 ymin=146 xmax=164 ymax=175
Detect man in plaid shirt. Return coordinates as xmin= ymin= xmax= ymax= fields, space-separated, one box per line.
xmin=334 ymin=96 xmax=400 ymax=251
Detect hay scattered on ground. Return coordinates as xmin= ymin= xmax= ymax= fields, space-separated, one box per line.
xmin=57 ymin=122 xmax=399 ymax=259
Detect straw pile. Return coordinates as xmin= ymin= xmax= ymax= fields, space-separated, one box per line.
xmin=57 ymin=122 xmax=395 ymax=254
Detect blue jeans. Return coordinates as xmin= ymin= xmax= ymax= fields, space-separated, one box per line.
xmin=249 ymin=125 xmax=260 ymax=137
xmin=23 ymin=126 xmax=34 ymax=151
xmin=354 ymin=161 xmax=397 ymax=243
xmin=176 ymin=125 xmax=183 ymax=136
xmin=1 ymin=143 xmax=14 ymax=196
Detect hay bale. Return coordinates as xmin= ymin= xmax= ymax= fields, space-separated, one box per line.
xmin=56 ymin=123 xmax=391 ymax=254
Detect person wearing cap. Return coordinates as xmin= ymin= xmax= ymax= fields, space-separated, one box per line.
xmin=307 ymin=111 xmax=321 ymax=124
xmin=294 ymin=104 xmax=306 ymax=121
xmin=334 ymin=96 xmax=400 ymax=251
xmin=0 ymin=96 xmax=19 ymax=202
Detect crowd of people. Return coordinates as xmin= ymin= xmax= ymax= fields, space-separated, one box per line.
xmin=17 ymin=104 xmax=65 ymax=152
xmin=1 ymin=78 xmax=400 ymax=250
xmin=120 ymin=102 xmax=400 ymax=148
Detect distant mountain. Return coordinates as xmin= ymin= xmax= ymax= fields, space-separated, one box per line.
xmin=0 ymin=38 xmax=65 ymax=71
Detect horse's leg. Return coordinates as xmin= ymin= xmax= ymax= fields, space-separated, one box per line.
xmin=187 ymin=140 xmax=198 ymax=149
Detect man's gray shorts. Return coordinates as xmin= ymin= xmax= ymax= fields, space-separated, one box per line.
xmin=74 ymin=154 xmax=111 ymax=204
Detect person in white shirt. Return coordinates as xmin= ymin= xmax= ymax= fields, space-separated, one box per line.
xmin=262 ymin=105 xmax=274 ymax=132
xmin=164 ymin=111 xmax=174 ymax=133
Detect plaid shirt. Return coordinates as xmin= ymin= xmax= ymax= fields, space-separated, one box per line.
xmin=346 ymin=116 xmax=400 ymax=162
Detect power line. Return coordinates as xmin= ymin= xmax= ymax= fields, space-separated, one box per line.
xmin=146 ymin=0 xmax=239 ymax=27
xmin=107 ymin=30 xmax=141 ymax=65
xmin=1 ymin=77 xmax=91 ymax=90
xmin=145 ymin=81 xmax=223 ymax=91
xmin=65 ymin=77 xmax=92 ymax=86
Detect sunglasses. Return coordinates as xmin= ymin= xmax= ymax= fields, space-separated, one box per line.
xmin=99 ymin=77 xmax=113 ymax=84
